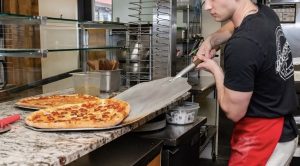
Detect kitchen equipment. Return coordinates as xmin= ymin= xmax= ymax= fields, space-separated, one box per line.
xmin=0 ymin=58 xmax=7 ymax=89
xmin=69 ymin=133 xmax=163 ymax=166
xmin=128 ymin=0 xmax=174 ymax=80
xmin=140 ymin=117 xmax=207 ymax=166
xmin=72 ymin=71 xmax=121 ymax=93
xmin=170 ymin=58 xmax=202 ymax=82
xmin=26 ymin=77 xmax=191 ymax=132
xmin=87 ymin=59 xmax=119 ymax=71
xmin=134 ymin=114 xmax=167 ymax=132
xmin=97 ymin=70 xmax=121 ymax=92
xmin=98 ymin=59 xmax=119 ymax=70
xmin=177 ymin=28 xmax=187 ymax=40
xmin=127 ymin=62 xmax=148 ymax=74
xmin=0 ymin=114 xmax=20 ymax=133
xmin=116 ymin=77 xmax=191 ymax=124
xmin=268 ymin=0 xmax=300 ymax=58
xmin=71 ymin=72 xmax=101 ymax=96
xmin=130 ymin=42 xmax=149 ymax=61
xmin=0 ymin=125 xmax=11 ymax=133
xmin=166 ymin=102 xmax=199 ymax=125
xmin=170 ymin=46 xmax=201 ymax=82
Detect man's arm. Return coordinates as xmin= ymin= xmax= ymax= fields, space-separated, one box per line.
xmin=196 ymin=56 xmax=252 ymax=122
xmin=196 ymin=21 xmax=235 ymax=58
xmin=195 ymin=22 xmax=255 ymax=122
xmin=209 ymin=21 xmax=235 ymax=47
xmin=212 ymin=64 xmax=252 ymax=122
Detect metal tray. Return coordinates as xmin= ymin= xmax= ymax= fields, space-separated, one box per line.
xmin=14 ymin=104 xmax=40 ymax=110
xmin=0 ymin=125 xmax=11 ymax=134
xmin=24 ymin=123 xmax=126 ymax=132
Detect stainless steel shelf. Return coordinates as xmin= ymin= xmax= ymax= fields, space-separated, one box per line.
xmin=0 ymin=46 xmax=124 ymax=58
xmin=0 ymin=13 xmax=127 ymax=27
xmin=0 ymin=49 xmax=47 ymax=58
xmin=79 ymin=21 xmax=127 ymax=29
xmin=0 ymin=13 xmax=77 ymax=25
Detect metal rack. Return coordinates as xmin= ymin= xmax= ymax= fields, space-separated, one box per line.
xmin=176 ymin=0 xmax=203 ymax=76
xmin=125 ymin=25 xmax=152 ymax=86
xmin=126 ymin=0 xmax=154 ymax=86
xmin=126 ymin=0 xmax=176 ymax=86
xmin=152 ymin=0 xmax=173 ymax=79
xmin=0 ymin=13 xmax=128 ymax=92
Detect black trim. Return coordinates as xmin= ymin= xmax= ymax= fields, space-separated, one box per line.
xmin=77 ymin=0 xmax=93 ymax=21
xmin=7 ymin=69 xmax=81 ymax=93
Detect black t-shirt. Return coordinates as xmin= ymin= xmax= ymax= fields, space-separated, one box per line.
xmin=224 ymin=4 xmax=298 ymax=142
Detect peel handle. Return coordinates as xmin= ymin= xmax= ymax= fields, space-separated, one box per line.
xmin=0 ymin=114 xmax=20 ymax=128
xmin=193 ymin=58 xmax=203 ymax=66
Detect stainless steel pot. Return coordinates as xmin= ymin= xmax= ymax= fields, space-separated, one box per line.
xmin=97 ymin=69 xmax=121 ymax=92
xmin=127 ymin=63 xmax=148 ymax=73
xmin=129 ymin=42 xmax=149 ymax=61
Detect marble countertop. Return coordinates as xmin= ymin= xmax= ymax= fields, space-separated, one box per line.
xmin=0 ymin=90 xmax=190 ymax=166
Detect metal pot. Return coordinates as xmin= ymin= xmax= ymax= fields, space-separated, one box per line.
xmin=116 ymin=42 xmax=149 ymax=61
xmin=127 ymin=63 xmax=148 ymax=74
xmin=129 ymin=42 xmax=149 ymax=61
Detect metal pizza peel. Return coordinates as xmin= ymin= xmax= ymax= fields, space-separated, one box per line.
xmin=115 ymin=77 xmax=191 ymax=124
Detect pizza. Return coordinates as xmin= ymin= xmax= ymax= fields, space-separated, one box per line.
xmin=16 ymin=94 xmax=101 ymax=109
xmin=25 ymin=98 xmax=130 ymax=129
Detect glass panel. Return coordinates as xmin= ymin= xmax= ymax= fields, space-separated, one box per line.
xmin=94 ymin=0 xmax=113 ymax=22
xmin=0 ymin=11 xmax=127 ymax=102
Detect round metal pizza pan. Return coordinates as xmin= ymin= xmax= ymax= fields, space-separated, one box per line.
xmin=24 ymin=123 xmax=126 ymax=132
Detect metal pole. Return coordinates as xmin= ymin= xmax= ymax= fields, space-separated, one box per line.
xmin=79 ymin=26 xmax=88 ymax=72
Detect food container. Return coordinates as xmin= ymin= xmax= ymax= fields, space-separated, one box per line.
xmin=71 ymin=72 xmax=101 ymax=96
xmin=166 ymin=102 xmax=199 ymax=125
xmin=126 ymin=63 xmax=149 ymax=74
xmin=96 ymin=70 xmax=121 ymax=92
xmin=72 ymin=70 xmax=121 ymax=93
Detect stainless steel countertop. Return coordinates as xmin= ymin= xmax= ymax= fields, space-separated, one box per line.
xmin=188 ymin=75 xmax=216 ymax=93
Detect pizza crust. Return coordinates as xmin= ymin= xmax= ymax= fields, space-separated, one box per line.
xmin=16 ymin=94 xmax=101 ymax=109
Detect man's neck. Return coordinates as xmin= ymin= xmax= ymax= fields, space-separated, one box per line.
xmin=231 ymin=1 xmax=258 ymax=28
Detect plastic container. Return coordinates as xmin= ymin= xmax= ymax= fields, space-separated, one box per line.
xmin=71 ymin=72 xmax=101 ymax=97
xmin=72 ymin=70 xmax=121 ymax=93
xmin=166 ymin=102 xmax=199 ymax=125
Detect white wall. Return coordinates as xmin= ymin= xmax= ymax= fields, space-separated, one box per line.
xmin=39 ymin=0 xmax=77 ymax=19
xmin=39 ymin=0 xmax=79 ymax=93
xmin=200 ymin=10 xmax=221 ymax=76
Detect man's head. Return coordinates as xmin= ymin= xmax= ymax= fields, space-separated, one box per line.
xmin=204 ymin=0 xmax=254 ymax=22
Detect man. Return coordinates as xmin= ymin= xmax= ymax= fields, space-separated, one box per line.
xmin=196 ymin=0 xmax=299 ymax=165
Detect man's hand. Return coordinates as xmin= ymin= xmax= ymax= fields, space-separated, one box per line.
xmin=195 ymin=36 xmax=218 ymax=59
xmin=194 ymin=54 xmax=220 ymax=73
xmin=195 ymin=21 xmax=234 ymax=59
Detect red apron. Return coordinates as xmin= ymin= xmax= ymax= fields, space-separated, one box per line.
xmin=228 ymin=117 xmax=284 ymax=166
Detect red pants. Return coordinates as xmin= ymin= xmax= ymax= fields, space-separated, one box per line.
xmin=229 ymin=117 xmax=284 ymax=166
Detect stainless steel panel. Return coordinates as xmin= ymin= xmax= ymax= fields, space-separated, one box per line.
xmin=270 ymin=0 xmax=300 ymax=3
xmin=152 ymin=0 xmax=176 ymax=79
xmin=281 ymin=3 xmax=300 ymax=57
xmin=269 ymin=0 xmax=300 ymax=57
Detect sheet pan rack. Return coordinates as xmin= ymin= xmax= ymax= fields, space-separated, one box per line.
xmin=126 ymin=0 xmax=174 ymax=85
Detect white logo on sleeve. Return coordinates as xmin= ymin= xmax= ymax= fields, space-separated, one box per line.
xmin=275 ymin=26 xmax=294 ymax=80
